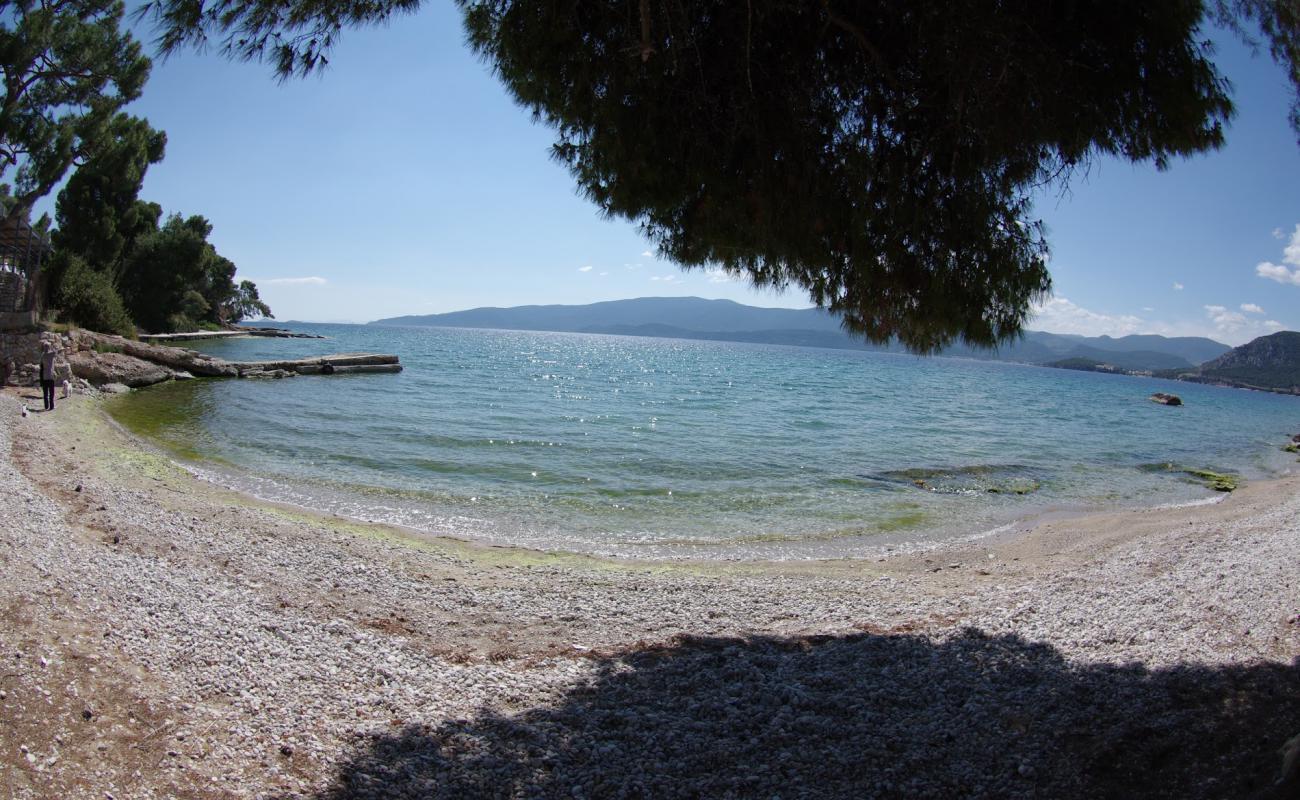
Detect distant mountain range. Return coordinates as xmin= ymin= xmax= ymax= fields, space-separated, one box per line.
xmin=371 ymin=297 xmax=1242 ymax=372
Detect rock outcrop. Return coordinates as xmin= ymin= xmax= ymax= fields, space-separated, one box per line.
xmin=68 ymin=330 xmax=239 ymax=378
xmin=65 ymin=350 xmax=174 ymax=388
xmin=1150 ymin=392 xmax=1182 ymax=406
xmin=6 ymin=328 xmax=400 ymax=390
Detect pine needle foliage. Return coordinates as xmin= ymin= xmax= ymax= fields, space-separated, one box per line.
xmin=136 ymin=0 xmax=1300 ymax=351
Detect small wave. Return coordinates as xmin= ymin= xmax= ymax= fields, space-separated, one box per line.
xmin=1148 ymin=494 xmax=1227 ymax=511
xmin=868 ymin=464 xmax=1044 ymax=496
xmin=965 ymin=521 xmax=1019 ymax=541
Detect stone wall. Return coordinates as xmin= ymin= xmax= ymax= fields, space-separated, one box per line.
xmin=0 ymin=331 xmax=74 ymax=387
xmin=0 ymin=310 xmax=38 ymax=329
xmin=0 ymin=271 xmax=25 ymax=312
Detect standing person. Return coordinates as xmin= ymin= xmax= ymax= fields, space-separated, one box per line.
xmin=39 ymin=340 xmax=57 ymax=411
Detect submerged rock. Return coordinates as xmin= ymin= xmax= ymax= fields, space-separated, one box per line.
xmin=986 ymin=479 xmax=1041 ymax=495
xmin=1184 ymin=468 xmax=1238 ymax=492
xmin=1150 ymin=392 xmax=1182 ymax=406
xmin=873 ymin=464 xmax=1043 ymax=496
xmin=1139 ymin=462 xmax=1240 ymax=492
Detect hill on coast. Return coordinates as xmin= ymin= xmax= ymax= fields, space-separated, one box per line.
xmin=371 ymin=297 xmax=1231 ymax=371
xmin=1161 ymin=331 xmax=1300 ymax=394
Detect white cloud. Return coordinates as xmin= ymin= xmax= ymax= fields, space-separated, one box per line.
xmin=1203 ymin=305 xmax=1285 ymax=339
xmin=649 ymin=274 xmax=679 ymax=283
xmin=1029 ymin=297 xmax=1144 ymax=338
xmin=1256 ymin=223 xmax=1300 ymax=285
xmin=1029 ymin=296 xmax=1288 ymax=345
xmin=1172 ymin=282 xmax=1184 ymax=291
xmin=1240 ymin=303 xmax=1265 ymax=314
xmin=1141 ymin=306 xmax=1155 ymax=312
xmin=258 ymin=276 xmax=328 ymax=286
xmin=705 ymin=268 xmax=733 ymax=284
xmin=577 ymin=265 xmax=593 ymax=272
xmin=599 ymin=271 xmax=609 ymax=276
xmin=1274 ymin=227 xmax=1285 ymax=240
xmin=1204 ymin=304 xmax=1245 ymax=330
xmin=1257 ymin=262 xmax=1300 ymax=285
xmin=640 ymin=250 xmax=654 ymax=258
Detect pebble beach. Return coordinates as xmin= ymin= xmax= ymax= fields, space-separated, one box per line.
xmin=1 ymin=390 xmax=1298 ymax=798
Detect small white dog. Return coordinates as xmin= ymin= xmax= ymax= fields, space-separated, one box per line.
xmin=61 ymin=379 xmax=71 ymax=399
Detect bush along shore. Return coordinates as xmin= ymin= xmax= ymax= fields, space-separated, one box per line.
xmin=0 ymin=392 xmax=1298 ymax=798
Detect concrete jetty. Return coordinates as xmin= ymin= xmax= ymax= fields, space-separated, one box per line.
xmin=137 ymin=327 xmax=325 ymax=343
xmin=234 ymin=353 xmax=402 ymax=378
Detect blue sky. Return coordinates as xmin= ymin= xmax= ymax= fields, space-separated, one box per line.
xmin=36 ymin=4 xmax=1300 ymax=343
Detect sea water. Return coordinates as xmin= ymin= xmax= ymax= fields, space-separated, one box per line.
xmin=106 ymin=323 xmax=1300 ymax=559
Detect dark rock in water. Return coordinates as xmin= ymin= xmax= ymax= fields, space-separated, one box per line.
xmin=1150 ymin=392 xmax=1182 ymax=406
xmin=872 ymin=464 xmax=1042 ymax=495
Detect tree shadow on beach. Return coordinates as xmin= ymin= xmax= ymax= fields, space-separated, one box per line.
xmin=298 ymin=628 xmax=1299 ymax=800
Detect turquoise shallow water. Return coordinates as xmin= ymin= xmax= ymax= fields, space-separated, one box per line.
xmin=108 ymin=323 xmax=1300 ymax=559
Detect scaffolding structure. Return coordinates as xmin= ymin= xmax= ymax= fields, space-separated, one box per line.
xmin=0 ymin=216 xmax=49 ymax=324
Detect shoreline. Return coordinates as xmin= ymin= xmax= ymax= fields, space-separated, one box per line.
xmin=98 ymin=385 xmax=1281 ymax=574
xmin=2 ymin=390 xmax=1298 ymax=798
xmin=101 ymin=383 xmax=1286 ymax=566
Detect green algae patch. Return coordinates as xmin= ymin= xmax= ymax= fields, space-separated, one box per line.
xmin=719 ymin=504 xmax=930 ymax=546
xmin=1138 ymin=462 xmax=1239 ymax=492
xmin=1284 ymin=443 xmax=1299 ymax=454
xmin=1183 ymin=468 xmax=1238 ymax=492
xmin=876 ymin=507 xmax=929 ymax=531
xmin=98 ymin=443 xmax=182 ymax=482
xmin=101 ymin=382 xmax=215 ymax=464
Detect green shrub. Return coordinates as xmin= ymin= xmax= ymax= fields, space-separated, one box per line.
xmin=54 ymin=253 xmax=135 ymax=336
xmin=165 ymin=312 xmax=195 ymax=332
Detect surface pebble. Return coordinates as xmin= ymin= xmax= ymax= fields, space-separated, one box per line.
xmin=0 ymin=393 xmax=1297 ymax=799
